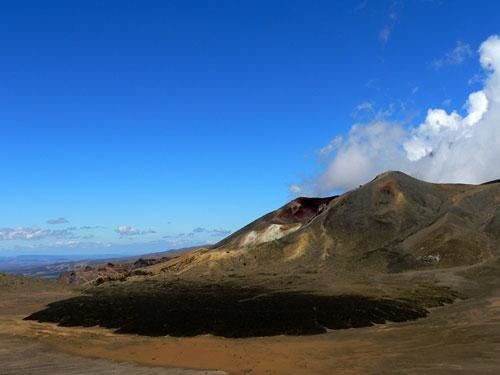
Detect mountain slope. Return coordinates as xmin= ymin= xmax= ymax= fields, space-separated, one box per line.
xmin=154 ymin=171 xmax=500 ymax=280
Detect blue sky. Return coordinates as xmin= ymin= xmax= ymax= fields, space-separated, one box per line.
xmin=1 ymin=0 xmax=500 ymax=256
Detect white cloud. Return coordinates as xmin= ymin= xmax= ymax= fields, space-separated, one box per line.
xmin=379 ymin=25 xmax=391 ymax=45
xmin=377 ymin=2 xmax=401 ymax=46
xmin=404 ymin=90 xmax=488 ymax=161
xmin=355 ymin=0 xmax=399 ymax=46
xmin=0 ymin=227 xmax=50 ymax=241
xmin=292 ymin=35 xmax=500 ymax=194
xmin=191 ymin=227 xmax=232 ymax=237
xmin=433 ymin=41 xmax=473 ymax=68
xmin=313 ymin=121 xmax=407 ymax=193
xmin=47 ymin=217 xmax=69 ymax=225
xmin=289 ymin=184 xmax=303 ymax=195
xmin=0 ymin=226 xmax=78 ymax=241
xmin=442 ymin=98 xmax=452 ymax=107
xmin=353 ymin=101 xmax=375 ymax=119
xmin=80 ymin=225 xmax=103 ymax=230
xmin=1 ymin=238 xmax=206 ymax=256
xmin=209 ymin=229 xmax=232 ymax=237
xmin=115 ymin=225 xmax=156 ymax=236
xmin=356 ymin=101 xmax=374 ymax=111
xmin=319 ymin=136 xmax=343 ymax=158
xmin=163 ymin=227 xmax=232 ymax=242
xmin=53 ymin=240 xmax=81 ymax=247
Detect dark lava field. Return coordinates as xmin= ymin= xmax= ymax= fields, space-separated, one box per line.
xmin=25 ymin=282 xmax=428 ymax=338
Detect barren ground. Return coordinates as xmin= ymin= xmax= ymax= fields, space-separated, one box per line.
xmin=1 ymin=270 xmax=500 ymax=374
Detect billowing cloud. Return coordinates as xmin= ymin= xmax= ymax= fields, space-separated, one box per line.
xmin=293 ymin=35 xmax=500 ymax=194
xmin=433 ymin=41 xmax=473 ymax=69
xmin=0 ymin=227 xmax=50 ymax=241
xmin=403 ymin=90 xmax=488 ymax=161
xmin=47 ymin=217 xmax=69 ymax=225
xmin=308 ymin=121 xmax=407 ymax=194
xmin=114 ymin=225 xmax=156 ymax=236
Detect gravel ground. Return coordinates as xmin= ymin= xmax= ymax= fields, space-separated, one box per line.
xmin=0 ymin=334 xmax=224 ymax=375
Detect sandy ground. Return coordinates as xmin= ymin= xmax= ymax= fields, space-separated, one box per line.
xmin=1 ymin=283 xmax=500 ymax=374
xmin=0 ymin=335 xmax=222 ymax=375
xmin=0 ymin=288 xmax=223 ymax=375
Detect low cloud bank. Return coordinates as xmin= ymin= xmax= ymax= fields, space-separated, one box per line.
xmin=0 ymin=227 xmax=76 ymax=241
xmin=47 ymin=217 xmax=69 ymax=225
xmin=115 ymin=225 xmax=156 ymax=236
xmin=295 ymin=35 xmax=500 ymax=195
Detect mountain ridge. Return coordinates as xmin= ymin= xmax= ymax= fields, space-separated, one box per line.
xmin=147 ymin=171 xmax=500 ymax=282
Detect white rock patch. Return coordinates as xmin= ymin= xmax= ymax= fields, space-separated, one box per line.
xmin=241 ymin=224 xmax=302 ymax=247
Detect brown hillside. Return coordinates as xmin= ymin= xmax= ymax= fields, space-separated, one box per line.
xmin=154 ymin=171 xmax=500 ymax=280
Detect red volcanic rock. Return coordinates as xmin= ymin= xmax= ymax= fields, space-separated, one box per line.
xmin=213 ymin=195 xmax=337 ymax=249
xmin=274 ymin=197 xmax=338 ymax=224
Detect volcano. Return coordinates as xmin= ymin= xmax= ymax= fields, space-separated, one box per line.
xmin=26 ymin=171 xmax=500 ymax=338
xmin=155 ymin=170 xmax=500 ymax=278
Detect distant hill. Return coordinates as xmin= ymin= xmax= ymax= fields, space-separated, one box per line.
xmin=0 ymin=247 xmax=197 ymax=280
xmin=0 ymin=255 xmax=80 ymax=273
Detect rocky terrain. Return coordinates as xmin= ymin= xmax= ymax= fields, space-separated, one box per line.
xmin=57 ymin=256 xmax=174 ymax=285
